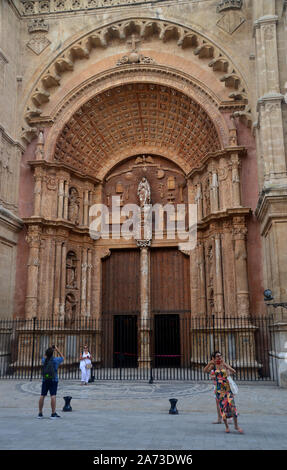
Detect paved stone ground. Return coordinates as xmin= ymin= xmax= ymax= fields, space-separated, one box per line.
xmin=0 ymin=380 xmax=286 ymax=450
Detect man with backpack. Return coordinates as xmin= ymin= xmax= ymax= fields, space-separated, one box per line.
xmin=38 ymin=345 xmax=64 ymax=419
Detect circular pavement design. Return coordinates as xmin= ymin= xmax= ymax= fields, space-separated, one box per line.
xmin=19 ymin=381 xmax=213 ymax=400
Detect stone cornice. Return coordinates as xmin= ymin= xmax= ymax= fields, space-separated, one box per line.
xmin=0 ymin=125 xmax=25 ymax=153
xmin=0 ymin=205 xmax=24 ymax=232
xmin=186 ymin=147 xmax=246 ymax=179
xmin=197 ymin=208 xmax=251 ymax=231
xmin=257 ymin=93 xmax=284 ymax=110
xmin=28 ymin=160 xmax=102 ymax=184
xmin=255 ymin=187 xmax=287 ymax=235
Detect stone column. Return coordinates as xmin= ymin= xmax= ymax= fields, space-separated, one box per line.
xmin=33 ymin=172 xmax=42 ymax=217
xmin=86 ymin=248 xmax=92 ymax=317
xmin=137 ymin=239 xmax=151 ymax=369
xmin=63 ymin=181 xmax=69 ymax=220
xmin=254 ymin=7 xmax=286 ymax=186
xmin=214 ymin=234 xmax=224 ymax=316
xmin=233 ymin=221 xmax=249 ymax=318
xmin=53 ymin=239 xmax=63 ymax=319
xmin=57 ymin=179 xmax=65 ymax=219
xmin=83 ymin=189 xmax=89 ymax=226
xmin=81 ymin=247 xmax=88 ymax=316
xmin=253 ymin=2 xmax=287 ymax=386
xmin=231 ymin=154 xmax=241 ymax=207
xmin=197 ymin=242 xmax=206 ymax=316
xmin=25 ymin=226 xmax=41 ymax=319
xmin=59 ymin=242 xmax=67 ymax=321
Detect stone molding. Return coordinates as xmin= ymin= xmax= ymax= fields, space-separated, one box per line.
xmin=0 ymin=205 xmax=23 ymax=234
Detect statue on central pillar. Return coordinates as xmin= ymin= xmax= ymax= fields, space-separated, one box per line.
xmin=137 ymin=177 xmax=151 ymax=207
xmin=137 ymin=177 xmax=152 ymax=242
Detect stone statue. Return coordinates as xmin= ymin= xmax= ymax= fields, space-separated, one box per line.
xmin=68 ymin=187 xmax=80 ymax=224
xmin=64 ymin=293 xmax=76 ymax=326
xmin=66 ymin=252 xmax=77 ymax=288
xmin=137 ymin=177 xmax=151 ymax=207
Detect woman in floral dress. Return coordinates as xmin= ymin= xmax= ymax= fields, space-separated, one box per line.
xmin=204 ymin=351 xmax=244 ymax=434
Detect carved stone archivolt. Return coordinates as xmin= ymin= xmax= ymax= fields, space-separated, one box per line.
xmin=23 ymin=17 xmax=249 ymax=142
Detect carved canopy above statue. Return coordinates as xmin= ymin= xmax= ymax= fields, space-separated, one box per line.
xmin=54 ymin=83 xmax=221 ymax=179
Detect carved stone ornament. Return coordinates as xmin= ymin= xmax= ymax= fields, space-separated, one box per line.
xmin=217 ymin=11 xmax=245 ymax=35
xmin=45 ymin=174 xmax=58 ymax=191
xmin=117 ymin=53 xmax=156 ymax=66
xmin=117 ymin=34 xmax=156 ymax=66
xmin=28 ymin=18 xmax=49 ymax=34
xmin=136 ymin=239 xmax=151 ymax=248
xmin=27 ymin=34 xmax=51 ymax=55
xmin=216 ymin=0 xmax=242 ymax=13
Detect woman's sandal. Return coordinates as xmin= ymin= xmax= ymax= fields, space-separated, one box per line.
xmin=236 ymin=427 xmax=244 ymax=434
xmin=225 ymin=428 xmax=230 ymax=433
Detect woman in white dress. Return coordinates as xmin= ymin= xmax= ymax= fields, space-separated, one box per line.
xmin=79 ymin=345 xmax=92 ymax=385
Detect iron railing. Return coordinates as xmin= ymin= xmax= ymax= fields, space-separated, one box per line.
xmin=0 ymin=315 xmax=277 ymax=382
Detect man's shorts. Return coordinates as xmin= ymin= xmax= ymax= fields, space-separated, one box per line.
xmin=41 ymin=380 xmax=58 ymax=396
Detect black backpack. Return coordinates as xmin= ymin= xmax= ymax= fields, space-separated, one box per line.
xmin=42 ymin=358 xmax=56 ymax=381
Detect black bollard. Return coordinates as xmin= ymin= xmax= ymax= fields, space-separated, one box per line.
xmin=63 ymin=396 xmax=72 ymax=412
xmin=169 ymin=398 xmax=178 ymax=415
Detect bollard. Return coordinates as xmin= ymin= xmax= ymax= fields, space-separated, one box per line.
xmin=169 ymin=398 xmax=178 ymax=415
xmin=63 ymin=396 xmax=72 ymax=412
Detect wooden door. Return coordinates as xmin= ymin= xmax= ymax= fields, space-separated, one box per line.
xmin=150 ymin=248 xmax=191 ymax=367
xmin=101 ymin=249 xmax=140 ymax=367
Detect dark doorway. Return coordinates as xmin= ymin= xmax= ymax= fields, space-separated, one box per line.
xmin=154 ymin=314 xmax=181 ymax=367
xmin=113 ymin=315 xmax=138 ymax=368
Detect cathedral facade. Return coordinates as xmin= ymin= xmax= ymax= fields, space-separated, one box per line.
xmin=0 ymin=0 xmax=287 ymax=385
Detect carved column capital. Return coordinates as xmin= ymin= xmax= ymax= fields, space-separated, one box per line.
xmin=25 ymin=226 xmax=42 ymax=247
xmin=233 ymin=226 xmax=247 ymax=240
xmin=136 ymin=239 xmax=151 ymax=248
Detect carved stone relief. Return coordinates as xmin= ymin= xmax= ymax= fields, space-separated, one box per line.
xmin=68 ymin=187 xmax=80 ymax=224
xmin=217 ymin=11 xmax=245 ymax=35
xmin=26 ymin=18 xmax=50 ymax=55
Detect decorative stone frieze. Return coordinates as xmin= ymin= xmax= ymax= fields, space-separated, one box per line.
xmin=19 ymin=0 xmax=169 ymax=15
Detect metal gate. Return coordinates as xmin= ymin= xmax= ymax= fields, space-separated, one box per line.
xmin=0 ymin=315 xmax=278 ymax=382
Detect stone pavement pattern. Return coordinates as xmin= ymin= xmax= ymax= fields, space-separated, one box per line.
xmin=0 ymin=380 xmax=286 ymax=450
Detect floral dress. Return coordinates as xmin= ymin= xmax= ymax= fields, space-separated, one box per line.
xmin=211 ymin=368 xmax=238 ymax=420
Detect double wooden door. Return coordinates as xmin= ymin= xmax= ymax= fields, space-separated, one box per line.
xmin=101 ymin=248 xmax=190 ymax=367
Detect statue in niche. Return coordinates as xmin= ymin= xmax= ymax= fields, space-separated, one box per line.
xmin=66 ymin=251 xmax=77 ymax=289
xmin=64 ymin=293 xmax=77 ymax=327
xmin=68 ymin=187 xmax=80 ymax=224
xmin=203 ymin=179 xmax=210 ymax=216
xmin=137 ymin=177 xmax=151 ymax=207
